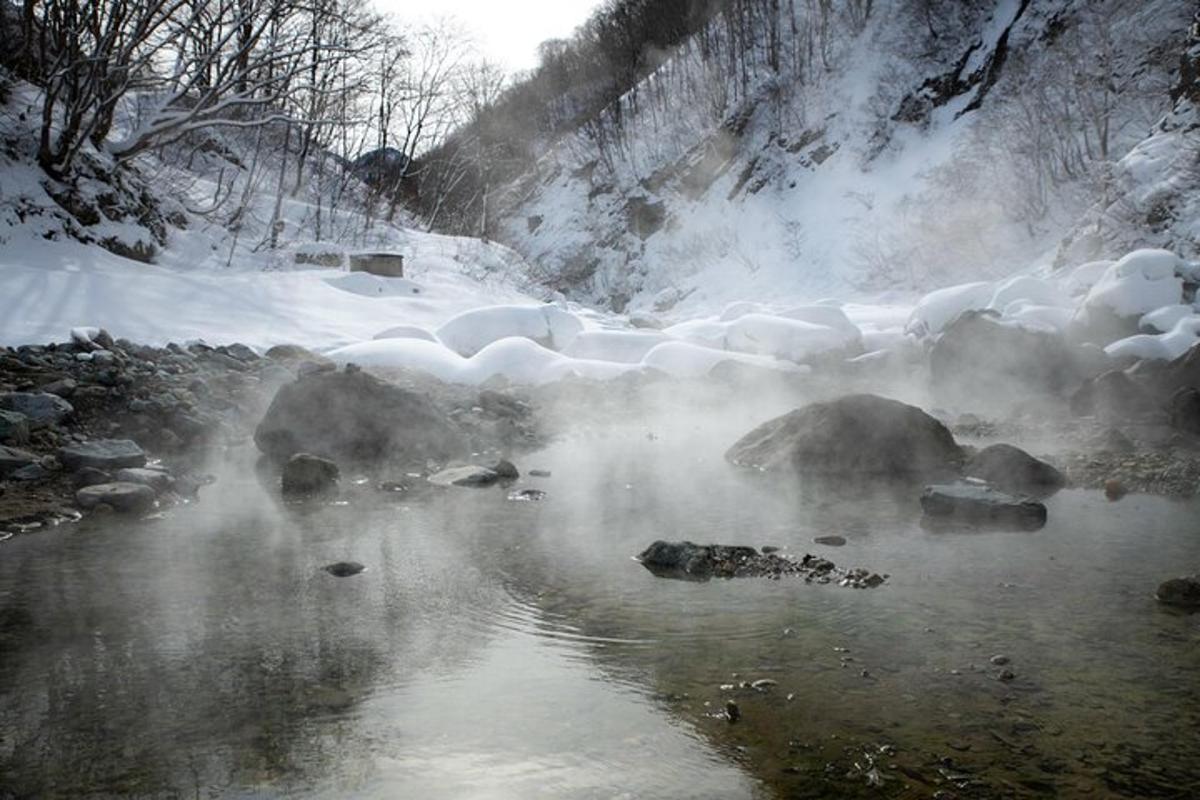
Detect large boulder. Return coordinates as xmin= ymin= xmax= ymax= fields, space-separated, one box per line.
xmin=1069 ymin=369 xmax=1157 ymax=419
xmin=0 ymin=392 xmax=73 ymax=429
xmin=963 ymin=444 xmax=1065 ymax=495
xmin=726 ymin=394 xmax=963 ymax=478
xmin=920 ymin=482 xmax=1048 ymax=529
xmin=58 ymin=439 xmax=147 ymax=471
xmin=0 ymin=410 xmax=29 ymax=444
xmin=254 ymin=367 xmax=468 ymax=466
xmin=929 ymin=311 xmax=1084 ymax=409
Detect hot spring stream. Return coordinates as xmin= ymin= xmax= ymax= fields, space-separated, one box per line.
xmin=2 ymin=411 xmax=1199 ymax=798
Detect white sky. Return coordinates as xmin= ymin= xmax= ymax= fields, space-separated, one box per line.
xmin=373 ymin=0 xmax=602 ymax=74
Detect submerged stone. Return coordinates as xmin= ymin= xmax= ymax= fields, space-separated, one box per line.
xmin=921 ymin=481 xmax=1047 ymax=530
xmin=323 ymin=561 xmax=366 ymax=577
xmin=281 ymin=453 xmax=339 ymax=496
xmin=1156 ymin=576 xmax=1200 ymax=609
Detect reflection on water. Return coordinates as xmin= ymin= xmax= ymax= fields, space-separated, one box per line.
xmin=1 ymin=410 xmax=1199 ymax=798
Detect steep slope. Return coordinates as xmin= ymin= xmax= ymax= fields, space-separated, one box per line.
xmin=490 ymin=0 xmax=1190 ymax=316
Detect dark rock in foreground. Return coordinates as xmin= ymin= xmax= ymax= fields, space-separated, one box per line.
xmin=1168 ymin=387 xmax=1200 ymax=436
xmin=74 ymin=482 xmax=157 ymax=513
xmin=0 ymin=445 xmax=37 ymax=478
xmin=726 ymin=394 xmax=963 ymax=478
xmin=58 ymin=439 xmax=147 ymax=471
xmin=254 ymin=366 xmax=468 ymax=466
xmin=635 ymin=540 xmax=886 ymax=587
xmin=921 ymin=482 xmax=1047 ymax=530
xmin=1156 ymin=576 xmax=1200 ymax=609
xmin=1070 ymin=370 xmax=1156 ymax=419
xmin=0 ymin=410 xmax=30 ymax=444
xmin=963 ymin=443 xmax=1065 ymax=495
xmin=281 ymin=453 xmax=339 ymax=496
xmin=323 ymin=561 xmax=366 ymax=577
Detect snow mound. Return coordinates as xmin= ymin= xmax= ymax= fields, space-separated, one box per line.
xmin=718 ymin=301 xmax=768 ymax=321
xmin=640 ymin=341 xmax=802 ymax=378
xmin=1106 ymin=315 xmax=1200 ymax=361
xmin=663 ymin=319 xmax=729 ymax=349
xmin=1081 ymin=249 xmax=1183 ymax=318
xmin=324 ymin=273 xmax=423 ymax=297
xmin=436 ymin=304 xmax=584 ymax=357
xmin=1139 ymin=304 xmax=1196 ymax=334
xmin=372 ymin=325 xmax=439 ymax=342
xmin=988 ymin=277 xmax=1070 ymax=312
xmin=562 ymin=329 xmax=671 ymax=363
xmin=725 ymin=313 xmax=861 ymax=362
xmin=1063 ymin=261 xmax=1116 ymax=296
xmin=906 ymin=282 xmax=993 ymax=337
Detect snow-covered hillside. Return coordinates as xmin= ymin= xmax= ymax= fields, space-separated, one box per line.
xmin=491 ymin=0 xmax=1192 ymax=316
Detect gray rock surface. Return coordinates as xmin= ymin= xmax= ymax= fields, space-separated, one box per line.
xmin=727 ymin=394 xmax=963 ymax=478
xmin=1156 ymin=575 xmax=1200 ymax=609
xmin=75 ymin=482 xmax=157 ymax=512
xmin=428 ymin=465 xmax=501 ymax=487
xmin=0 ymin=445 xmax=37 ymax=477
xmin=963 ymin=443 xmax=1065 ymax=494
xmin=0 ymin=392 xmax=74 ymax=428
xmin=0 ymin=410 xmax=29 ymax=444
xmin=114 ymin=467 xmax=174 ymax=493
xmin=920 ymin=481 xmax=1047 ymax=529
xmin=58 ymin=439 xmax=147 ymax=471
xmin=281 ymin=453 xmax=339 ymax=495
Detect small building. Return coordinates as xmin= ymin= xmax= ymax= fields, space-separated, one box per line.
xmin=349 ymin=252 xmax=404 ymax=278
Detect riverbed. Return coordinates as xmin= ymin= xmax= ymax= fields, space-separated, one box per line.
xmin=2 ymin=410 xmax=1198 ymax=798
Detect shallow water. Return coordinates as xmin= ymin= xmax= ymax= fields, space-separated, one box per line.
xmin=2 ymin=411 xmax=1199 ymax=798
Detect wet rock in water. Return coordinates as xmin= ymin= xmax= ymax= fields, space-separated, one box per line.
xmin=920 ymin=482 xmax=1047 ymax=529
xmin=1104 ymin=478 xmax=1127 ymax=500
xmin=281 ymin=453 xmax=340 ymax=495
xmin=1168 ymin=387 xmax=1200 ymax=436
xmin=491 ymin=459 xmax=520 ymax=480
xmin=75 ymin=482 xmax=157 ymax=513
xmin=1069 ymin=370 xmax=1155 ymax=419
xmin=726 ymin=394 xmax=963 ymax=479
xmin=1155 ymin=575 xmax=1200 ymax=609
xmin=0 ymin=445 xmax=37 ymax=477
xmin=323 ymin=561 xmax=366 ymax=577
xmin=0 ymin=392 xmax=73 ymax=429
xmin=0 ymin=410 xmax=30 ymax=444
xmin=529 ymin=469 xmax=552 ymax=478
xmin=813 ymin=535 xmax=847 ymax=547
xmin=990 ymin=654 xmax=1010 ymax=666
xmin=508 ymin=488 xmax=546 ymax=501
xmin=963 ymin=444 xmax=1065 ymax=495
xmin=58 ymin=439 xmax=147 ymax=471
xmin=428 ymin=465 xmax=500 ymax=487
xmin=725 ymin=700 xmax=741 ymax=723
xmin=114 ymin=467 xmax=174 ymax=493
xmin=254 ymin=366 xmax=468 ymax=466
xmin=637 ymin=540 xmax=759 ymax=580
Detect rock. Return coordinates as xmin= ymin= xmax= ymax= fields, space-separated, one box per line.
xmin=114 ymin=467 xmax=174 ymax=493
xmin=58 ymin=439 xmax=146 ymax=471
xmin=727 ymin=394 xmax=963 ymax=478
xmin=491 ymin=459 xmax=520 ymax=479
xmin=220 ymin=343 xmax=259 ymax=363
xmin=990 ymin=654 xmax=1010 ymax=666
xmin=930 ymin=310 xmax=1084 ymax=409
xmin=265 ymin=343 xmax=327 ymax=362
xmin=1168 ymin=387 xmax=1200 ymax=436
xmin=1093 ymin=428 xmax=1135 ymax=454
xmin=813 ymin=535 xmax=847 ymax=547
xmin=636 ymin=540 xmax=759 ymax=579
xmin=0 ymin=410 xmax=29 ymax=444
xmin=920 ymin=482 xmax=1048 ymax=529
xmin=1155 ymin=576 xmax=1200 ymax=609
xmin=39 ymin=377 xmax=77 ymax=397
xmin=1104 ymin=478 xmax=1127 ymax=500
xmin=0 ymin=392 xmax=74 ymax=429
xmin=9 ymin=463 xmax=49 ymax=481
xmin=508 ymin=488 xmax=546 ymax=501
xmin=428 ymin=465 xmax=500 ymax=487
xmin=72 ymin=467 xmax=113 ymax=488
xmin=254 ymin=368 xmax=468 ymax=466
xmin=725 ymin=700 xmax=741 ymax=722
xmin=0 ymin=445 xmax=37 ymax=477
xmin=323 ymin=561 xmax=366 ymax=577
xmin=1069 ymin=370 xmax=1156 ymax=419
xmin=75 ymin=482 xmax=157 ymax=513
xmin=281 ymin=453 xmax=340 ymax=495
xmin=963 ymin=444 xmax=1065 ymax=495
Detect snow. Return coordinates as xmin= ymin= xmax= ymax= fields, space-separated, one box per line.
xmin=372 ymin=325 xmax=440 ymax=342
xmin=724 ymin=313 xmax=861 ymax=362
xmin=1106 ymin=315 xmax=1200 ymax=362
xmin=1139 ymin=305 xmax=1197 ymax=334
xmin=905 ymin=282 xmax=993 ymax=337
xmin=562 ymin=330 xmax=672 ymax=363
xmin=640 ymin=341 xmax=803 ymax=379
xmin=435 ymin=304 xmax=585 ymax=357
xmin=324 ymin=273 xmax=424 ymax=297
xmin=1079 ymin=249 xmax=1183 ymax=318
xmin=1063 ymin=261 xmax=1115 ymax=296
